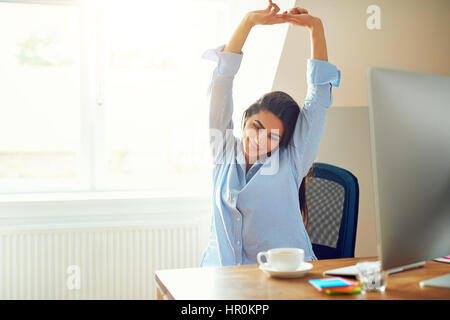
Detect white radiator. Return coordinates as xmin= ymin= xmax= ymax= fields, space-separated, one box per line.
xmin=0 ymin=223 xmax=202 ymax=300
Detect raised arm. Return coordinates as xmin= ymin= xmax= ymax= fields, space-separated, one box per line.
xmin=202 ymin=1 xmax=290 ymax=165
xmin=224 ymin=0 xmax=288 ymax=54
xmin=284 ymin=7 xmax=341 ymax=180
xmin=309 ymin=19 xmax=328 ymax=61
xmin=201 ymin=18 xmax=248 ymax=166
xmin=283 ymin=7 xmax=328 ymax=61
xmin=223 ymin=16 xmax=253 ymax=54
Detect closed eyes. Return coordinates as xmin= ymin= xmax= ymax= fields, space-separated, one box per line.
xmin=252 ymin=121 xmax=280 ymax=141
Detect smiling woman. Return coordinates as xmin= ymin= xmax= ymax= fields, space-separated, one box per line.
xmin=201 ymin=0 xmax=341 ymax=267
xmin=241 ymin=91 xmax=300 ymax=173
xmin=245 ymin=116 xmax=283 ymax=161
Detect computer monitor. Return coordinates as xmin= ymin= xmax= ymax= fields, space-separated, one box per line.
xmin=367 ymin=67 xmax=450 ymax=273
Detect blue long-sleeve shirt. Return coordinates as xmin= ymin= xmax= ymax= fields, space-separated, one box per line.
xmin=200 ymin=44 xmax=341 ymax=267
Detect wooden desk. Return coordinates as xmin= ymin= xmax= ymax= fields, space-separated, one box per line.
xmin=155 ymin=257 xmax=450 ymax=300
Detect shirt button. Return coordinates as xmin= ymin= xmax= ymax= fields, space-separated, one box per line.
xmin=236 ymin=217 xmax=240 ymax=222
xmin=237 ymin=240 xmax=240 ymax=245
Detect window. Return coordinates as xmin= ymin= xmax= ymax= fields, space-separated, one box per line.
xmin=100 ymin=0 xmax=224 ymax=195
xmin=0 ymin=1 xmax=81 ymax=193
xmin=0 ymin=0 xmax=287 ymax=196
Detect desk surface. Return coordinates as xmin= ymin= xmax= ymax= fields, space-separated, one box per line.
xmin=155 ymin=257 xmax=450 ymax=300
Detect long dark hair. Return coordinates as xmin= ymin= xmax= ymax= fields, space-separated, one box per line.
xmin=241 ymin=91 xmax=311 ymax=228
xmin=299 ymin=166 xmax=313 ymax=228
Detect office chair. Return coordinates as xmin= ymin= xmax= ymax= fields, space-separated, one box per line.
xmin=300 ymin=162 xmax=359 ymax=259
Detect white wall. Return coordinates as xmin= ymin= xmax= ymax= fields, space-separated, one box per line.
xmin=274 ymin=0 xmax=450 ymax=107
xmin=316 ymin=107 xmax=377 ymax=257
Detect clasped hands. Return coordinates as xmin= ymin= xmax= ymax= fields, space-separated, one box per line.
xmin=246 ymin=0 xmax=320 ymax=29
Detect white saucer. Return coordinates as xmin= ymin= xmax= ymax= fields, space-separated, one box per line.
xmin=259 ymin=262 xmax=313 ymax=278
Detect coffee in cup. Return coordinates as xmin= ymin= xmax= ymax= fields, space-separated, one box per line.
xmin=257 ymin=248 xmax=304 ymax=271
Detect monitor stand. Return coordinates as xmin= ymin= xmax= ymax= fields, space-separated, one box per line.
xmin=388 ymin=261 xmax=450 ymax=289
xmin=386 ymin=261 xmax=425 ymax=275
xmin=323 ymin=260 xmax=426 ymax=278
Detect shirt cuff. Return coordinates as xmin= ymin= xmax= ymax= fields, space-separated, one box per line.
xmin=202 ymin=44 xmax=244 ymax=77
xmin=306 ymin=59 xmax=341 ymax=88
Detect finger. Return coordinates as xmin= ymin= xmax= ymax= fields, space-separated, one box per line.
xmin=292 ymin=7 xmax=308 ymax=14
xmin=265 ymin=0 xmax=273 ymax=11
xmin=271 ymin=3 xmax=280 ymax=14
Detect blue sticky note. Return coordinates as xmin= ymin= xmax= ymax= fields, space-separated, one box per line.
xmin=309 ymin=278 xmax=353 ymax=290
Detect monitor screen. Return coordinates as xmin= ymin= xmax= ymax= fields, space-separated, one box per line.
xmin=368 ymin=67 xmax=450 ymax=270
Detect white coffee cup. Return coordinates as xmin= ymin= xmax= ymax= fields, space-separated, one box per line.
xmin=257 ymin=248 xmax=304 ymax=271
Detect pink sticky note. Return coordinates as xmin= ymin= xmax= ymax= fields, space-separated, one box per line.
xmin=333 ymin=277 xmax=357 ymax=285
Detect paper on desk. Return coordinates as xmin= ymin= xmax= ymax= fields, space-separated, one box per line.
xmin=433 ymin=255 xmax=450 ymax=264
xmin=323 ymin=265 xmax=359 ymax=278
xmin=325 ymin=287 xmax=362 ymax=295
xmin=309 ymin=277 xmax=355 ymax=291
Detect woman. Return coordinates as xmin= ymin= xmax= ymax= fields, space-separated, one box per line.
xmin=201 ymin=1 xmax=341 ymax=266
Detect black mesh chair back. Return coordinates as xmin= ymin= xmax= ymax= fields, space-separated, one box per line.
xmin=302 ymin=162 xmax=359 ymax=259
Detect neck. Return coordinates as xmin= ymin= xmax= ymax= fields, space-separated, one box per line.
xmin=245 ymin=153 xmax=258 ymax=165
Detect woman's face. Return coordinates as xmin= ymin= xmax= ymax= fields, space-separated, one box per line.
xmin=242 ymin=111 xmax=284 ymax=161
